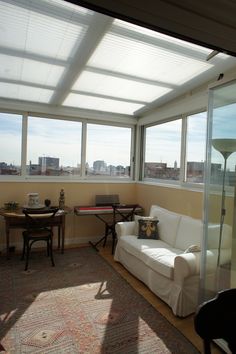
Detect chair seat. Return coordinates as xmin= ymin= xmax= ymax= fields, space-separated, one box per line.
xmin=21 ymin=207 xmax=59 ymax=271
xmin=23 ymin=228 xmax=52 ymax=238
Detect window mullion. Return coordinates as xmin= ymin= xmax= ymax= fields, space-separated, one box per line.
xmin=21 ymin=113 xmax=28 ymax=177
xmin=81 ymin=121 xmax=87 ymax=178
xmin=180 ymin=116 xmax=187 ymax=183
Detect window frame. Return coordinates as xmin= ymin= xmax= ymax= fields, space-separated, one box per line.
xmin=141 ymin=116 xmax=183 ymax=185
xmin=140 ymin=110 xmax=209 ymax=189
xmin=0 ymin=111 xmax=136 ymax=182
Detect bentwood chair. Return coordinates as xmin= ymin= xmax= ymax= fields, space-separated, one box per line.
xmin=104 ymin=204 xmax=139 ymax=254
xmin=194 ymin=288 xmax=236 ymax=354
xmin=22 ymin=207 xmax=59 ymax=271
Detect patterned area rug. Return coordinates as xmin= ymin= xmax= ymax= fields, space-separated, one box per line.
xmin=0 ymin=247 xmax=199 ymax=353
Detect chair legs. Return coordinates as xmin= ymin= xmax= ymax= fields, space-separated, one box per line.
xmin=203 ymin=339 xmax=211 ymax=354
xmin=21 ymin=235 xmax=55 ymax=271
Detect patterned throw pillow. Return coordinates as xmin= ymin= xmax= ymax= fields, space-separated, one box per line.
xmin=138 ymin=218 xmax=159 ymax=240
xmin=134 ymin=215 xmax=157 ymax=236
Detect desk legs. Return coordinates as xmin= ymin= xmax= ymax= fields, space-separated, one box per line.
xmin=4 ymin=216 xmax=66 ymax=259
xmin=5 ymin=220 xmax=10 ymax=260
xmin=89 ymin=215 xmax=115 ymax=253
xmin=61 ymin=215 xmax=65 ymax=254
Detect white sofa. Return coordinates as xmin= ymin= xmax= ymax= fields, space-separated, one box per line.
xmin=114 ymin=205 xmax=232 ymax=317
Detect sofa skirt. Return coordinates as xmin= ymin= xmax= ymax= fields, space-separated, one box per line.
xmin=115 ymin=245 xmax=200 ymax=317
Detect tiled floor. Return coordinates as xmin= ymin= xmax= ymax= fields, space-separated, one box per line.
xmin=98 ymin=243 xmax=225 ymax=354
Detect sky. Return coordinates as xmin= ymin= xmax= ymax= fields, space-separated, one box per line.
xmin=0 ymin=113 xmax=131 ymax=167
xmin=1 ymin=103 xmax=236 ymax=169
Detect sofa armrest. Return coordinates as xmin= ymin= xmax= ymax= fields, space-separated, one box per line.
xmin=174 ymin=250 xmax=216 ymax=285
xmin=115 ymin=221 xmax=135 ymax=240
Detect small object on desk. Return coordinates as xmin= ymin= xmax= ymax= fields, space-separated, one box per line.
xmin=4 ymin=201 xmax=19 ymax=210
xmin=22 ymin=204 xmax=45 ymax=209
xmin=44 ymin=199 xmax=51 ymax=207
xmin=59 ymin=189 xmax=65 ymax=209
xmin=27 ymin=193 xmax=40 ymax=208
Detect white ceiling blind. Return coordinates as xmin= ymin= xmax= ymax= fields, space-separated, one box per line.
xmin=0 ymin=0 xmax=236 ymax=118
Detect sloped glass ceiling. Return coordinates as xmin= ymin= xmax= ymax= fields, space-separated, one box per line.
xmin=1 ymin=0 xmax=236 ymax=117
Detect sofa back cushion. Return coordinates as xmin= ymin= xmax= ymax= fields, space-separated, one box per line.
xmin=207 ymin=223 xmax=232 ymax=249
xmin=149 ymin=205 xmax=181 ymax=247
xmin=174 ymin=215 xmax=203 ymax=251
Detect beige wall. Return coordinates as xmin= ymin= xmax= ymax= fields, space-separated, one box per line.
xmin=4 ymin=181 xmax=229 ymax=252
xmin=0 ymin=182 xmax=136 ymax=251
xmin=136 ymin=183 xmax=204 ymax=219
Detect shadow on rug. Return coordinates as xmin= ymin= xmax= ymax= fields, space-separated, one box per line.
xmin=0 ymin=247 xmax=199 ymax=353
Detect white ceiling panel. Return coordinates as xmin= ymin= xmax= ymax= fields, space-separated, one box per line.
xmin=0 ymin=54 xmax=65 ymax=86
xmin=0 ymin=1 xmax=88 ymax=60
xmin=63 ymin=93 xmax=144 ymax=114
xmin=0 ymin=0 xmax=236 ymax=117
xmin=87 ymin=33 xmax=213 ymax=85
xmin=0 ymin=82 xmax=53 ymax=103
xmin=73 ymin=71 xmax=172 ymax=102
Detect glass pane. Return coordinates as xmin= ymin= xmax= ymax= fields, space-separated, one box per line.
xmin=202 ymin=79 xmax=236 ymax=306
xmin=186 ymin=112 xmax=207 ymax=183
xmin=0 ymin=112 xmax=22 ymax=175
xmin=27 ymin=117 xmax=82 ymax=176
xmin=86 ymin=124 xmax=132 ymax=178
xmin=144 ymin=120 xmax=181 ymax=181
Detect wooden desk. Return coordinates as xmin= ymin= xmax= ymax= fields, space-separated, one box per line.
xmin=74 ymin=204 xmax=143 ymax=252
xmin=0 ymin=207 xmax=69 ymax=259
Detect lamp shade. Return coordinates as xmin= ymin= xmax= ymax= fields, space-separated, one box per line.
xmin=212 ymin=138 xmax=236 ymax=159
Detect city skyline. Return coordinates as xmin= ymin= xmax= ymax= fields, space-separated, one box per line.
xmin=2 ymin=104 xmax=236 ymax=172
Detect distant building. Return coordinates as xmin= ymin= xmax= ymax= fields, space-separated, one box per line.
xmin=144 ymin=162 xmax=180 ymax=179
xmin=93 ymin=160 xmax=107 ymax=173
xmin=39 ymin=156 xmax=59 ymax=172
xmin=0 ymin=162 xmax=19 ymax=175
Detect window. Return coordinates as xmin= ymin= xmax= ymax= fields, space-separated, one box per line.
xmin=27 ymin=117 xmax=82 ymax=176
xmin=144 ymin=119 xmax=182 ymax=181
xmin=186 ymin=112 xmax=207 ymax=183
xmin=86 ymin=124 xmax=132 ymax=177
xmin=0 ymin=112 xmax=22 ymax=175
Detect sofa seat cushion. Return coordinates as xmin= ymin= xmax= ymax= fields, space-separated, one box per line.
xmin=119 ymin=235 xmax=182 ymax=279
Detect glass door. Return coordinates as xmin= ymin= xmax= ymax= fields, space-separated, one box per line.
xmin=201 ymin=77 xmax=236 ymax=350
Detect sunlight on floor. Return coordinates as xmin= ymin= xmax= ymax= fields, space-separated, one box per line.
xmin=98 ymin=242 xmax=225 ymax=354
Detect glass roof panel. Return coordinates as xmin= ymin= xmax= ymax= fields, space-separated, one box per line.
xmin=63 ymin=93 xmax=144 ymax=115
xmin=0 ymin=0 xmax=236 ymax=117
xmin=73 ymin=71 xmax=172 ymax=102
xmin=0 ymin=0 xmax=89 ymax=60
xmin=114 ymin=19 xmax=212 ymax=54
xmin=0 ymin=83 xmax=53 ymax=103
xmin=0 ymin=54 xmax=64 ymax=86
xmin=87 ymin=32 xmax=213 ymax=85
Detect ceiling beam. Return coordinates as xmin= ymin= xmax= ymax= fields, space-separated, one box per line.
xmin=0 ymin=97 xmax=136 ymax=124
xmin=50 ymin=12 xmax=113 ymax=105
